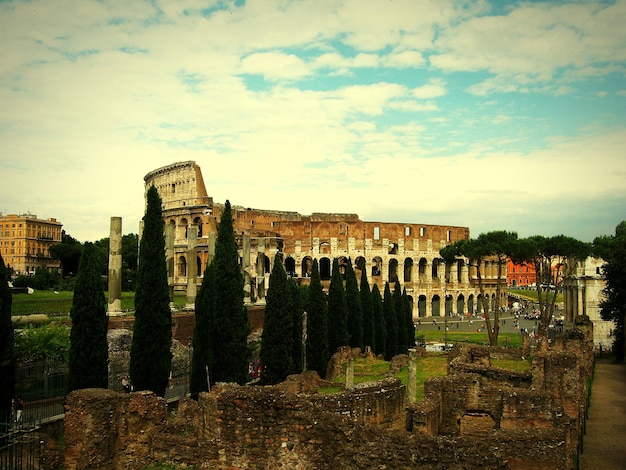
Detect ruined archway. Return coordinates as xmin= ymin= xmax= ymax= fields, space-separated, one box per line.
xmin=177 ymin=255 xmax=187 ymax=277
xmin=432 ymin=295 xmax=442 ymax=317
xmin=371 ymin=256 xmax=382 ymax=278
xmin=388 ymin=258 xmax=398 ymax=283
xmin=418 ymin=258 xmax=427 ymax=282
xmin=193 ymin=216 xmax=203 ymax=238
xmin=404 ymin=258 xmax=413 ymax=283
xmin=418 ymin=295 xmax=427 ymax=317
xmin=285 ymin=256 xmax=296 ymax=276
xmin=301 ymin=256 xmax=312 ymax=278
xmin=457 ymin=294 xmax=465 ymax=315
xmin=319 ymin=257 xmax=331 ymax=280
xmin=338 ymin=256 xmax=349 ymax=278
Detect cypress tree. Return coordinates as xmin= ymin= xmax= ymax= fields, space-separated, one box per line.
xmin=383 ymin=282 xmax=398 ymax=360
xmin=360 ymin=268 xmax=375 ymax=352
xmin=306 ymin=259 xmax=329 ymax=378
xmin=260 ymin=253 xmax=294 ymax=384
xmin=372 ymin=284 xmax=386 ymax=357
xmin=289 ymin=277 xmax=304 ymax=374
xmin=345 ymin=259 xmax=363 ymax=350
xmin=0 ymin=254 xmax=15 ymax=413
xmin=130 ymin=185 xmax=172 ymax=397
xmin=327 ymin=258 xmax=348 ymax=355
xmin=190 ymin=261 xmax=216 ymax=399
xmin=404 ymin=287 xmax=415 ymax=348
xmin=67 ymin=242 xmax=109 ymax=392
xmin=212 ymin=201 xmax=249 ymax=384
xmin=394 ymin=280 xmax=407 ymax=349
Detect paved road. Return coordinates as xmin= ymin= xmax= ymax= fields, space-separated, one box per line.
xmin=580 ymin=357 xmax=626 ymax=469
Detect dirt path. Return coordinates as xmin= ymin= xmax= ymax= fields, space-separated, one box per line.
xmin=579 ymin=357 xmax=626 ymax=469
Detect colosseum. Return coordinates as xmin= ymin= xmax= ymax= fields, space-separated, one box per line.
xmin=144 ymin=161 xmax=504 ymax=319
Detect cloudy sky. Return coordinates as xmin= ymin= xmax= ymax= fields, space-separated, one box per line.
xmin=1 ymin=0 xmax=625 ymax=243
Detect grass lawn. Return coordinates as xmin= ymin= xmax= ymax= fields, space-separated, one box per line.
xmin=418 ymin=330 xmax=523 ymax=348
xmin=11 ymin=290 xmax=187 ymax=317
xmin=508 ymin=288 xmax=563 ymax=304
xmin=323 ymin=355 xmax=449 ymax=402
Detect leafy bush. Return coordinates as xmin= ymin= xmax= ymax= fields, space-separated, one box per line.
xmin=14 ymin=323 xmax=70 ymax=363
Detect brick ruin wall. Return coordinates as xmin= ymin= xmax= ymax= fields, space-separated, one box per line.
xmin=408 ymin=319 xmax=595 ymax=470
xmin=59 ymin=318 xmax=595 ymax=469
xmin=62 ymin=384 xmax=507 ymax=470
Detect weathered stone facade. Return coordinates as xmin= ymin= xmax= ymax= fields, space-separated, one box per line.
xmin=144 ymin=161 xmax=506 ymax=320
xmin=62 ymin=384 xmax=507 ymax=469
xmin=563 ymin=256 xmax=615 ymax=350
xmin=408 ymin=317 xmax=595 ymax=469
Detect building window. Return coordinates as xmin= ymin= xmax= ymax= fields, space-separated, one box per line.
xmin=374 ymin=227 xmax=380 ymax=240
xmin=446 ymin=230 xmax=451 ymax=242
xmin=405 ymin=226 xmax=411 ymax=236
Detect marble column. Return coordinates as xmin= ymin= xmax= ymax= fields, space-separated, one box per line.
xmin=184 ymin=227 xmax=197 ymax=310
xmin=107 ymin=217 xmax=123 ymax=316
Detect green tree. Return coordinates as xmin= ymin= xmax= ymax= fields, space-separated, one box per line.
xmin=190 ymin=261 xmax=216 ymax=399
xmin=49 ymin=231 xmax=82 ymax=278
xmin=360 ymin=268 xmax=375 ymax=351
xmin=260 ymin=253 xmax=295 ymax=384
xmin=394 ymin=280 xmax=407 ymax=349
xmin=289 ymin=277 xmax=304 ymax=374
xmin=212 ymin=201 xmax=249 ymax=384
xmin=516 ymin=234 xmax=591 ymax=346
xmin=593 ymin=222 xmax=626 ymax=362
xmin=372 ymin=284 xmax=385 ymax=357
xmin=327 ymin=258 xmax=348 ymax=355
xmin=67 ymin=242 xmax=109 ymax=392
xmin=403 ymin=287 xmax=415 ymax=347
xmin=441 ymin=231 xmax=518 ymax=346
xmin=383 ymin=282 xmax=398 ymax=360
xmin=0 ymin=254 xmax=15 ymax=413
xmin=345 ymin=259 xmax=363 ymax=350
xmin=306 ymin=259 xmax=329 ymax=378
xmin=130 ymin=185 xmax=172 ymax=397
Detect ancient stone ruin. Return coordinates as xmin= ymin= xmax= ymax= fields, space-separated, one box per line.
xmin=57 ymin=317 xmax=594 ymax=469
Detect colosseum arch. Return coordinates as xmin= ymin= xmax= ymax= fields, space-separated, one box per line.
xmin=468 ymin=294 xmax=475 ymax=314
xmin=285 ymin=256 xmax=296 ymax=276
xmin=193 ymin=216 xmax=203 ymax=238
xmin=404 ymin=258 xmax=413 ymax=283
xmin=388 ymin=258 xmax=399 ymax=283
xmin=177 ymin=255 xmax=187 ymax=277
xmin=319 ymin=257 xmax=331 ymax=280
xmin=432 ymin=295 xmax=442 ymax=317
xmin=418 ymin=295 xmax=427 ymax=317
xmin=457 ymin=294 xmax=466 ymax=316
xmin=179 ymin=218 xmax=188 ymax=239
xmin=355 ymin=256 xmax=366 ymax=279
xmin=338 ymin=256 xmax=349 ymax=278
xmin=371 ymin=256 xmax=382 ymax=278
xmin=301 ymin=256 xmax=312 ymax=277
xmin=418 ymin=258 xmax=428 ymax=282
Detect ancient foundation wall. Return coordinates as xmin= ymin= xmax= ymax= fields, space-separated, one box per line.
xmin=410 ymin=332 xmax=594 ymax=470
xmin=61 ymin=384 xmax=508 ymax=470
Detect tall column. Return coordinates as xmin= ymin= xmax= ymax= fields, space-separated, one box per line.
xmin=242 ymin=234 xmax=252 ymax=304
xmin=407 ymin=349 xmax=417 ymax=404
xmin=107 ymin=217 xmax=123 ymax=316
xmin=185 ymin=227 xmax=198 ymax=310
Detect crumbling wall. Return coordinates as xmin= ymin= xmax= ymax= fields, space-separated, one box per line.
xmin=410 ymin=331 xmax=594 ymax=470
xmin=62 ymin=384 xmax=508 ymax=469
xmin=63 ymin=389 xmax=167 ymax=470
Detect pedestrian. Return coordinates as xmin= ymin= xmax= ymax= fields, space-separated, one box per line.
xmin=14 ymin=397 xmax=24 ymax=427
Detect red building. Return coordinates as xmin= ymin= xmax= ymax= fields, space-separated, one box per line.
xmin=507 ymin=259 xmax=536 ymax=287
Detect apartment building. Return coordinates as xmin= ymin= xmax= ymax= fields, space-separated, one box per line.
xmin=0 ymin=212 xmax=63 ymax=275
